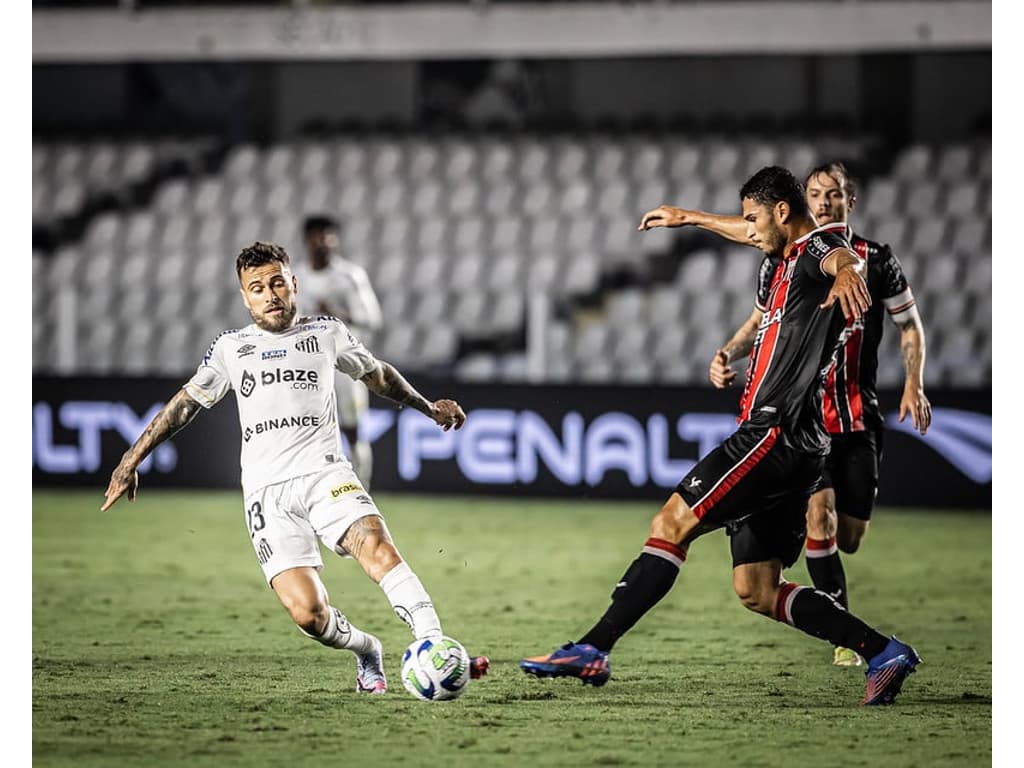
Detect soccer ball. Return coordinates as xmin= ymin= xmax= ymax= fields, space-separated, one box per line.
xmin=400 ymin=635 xmax=471 ymax=702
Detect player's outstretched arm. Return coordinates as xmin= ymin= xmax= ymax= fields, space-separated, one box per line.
xmin=101 ymin=388 xmax=203 ymax=511
xmin=637 ymin=205 xmax=749 ymax=245
xmin=710 ymin=308 xmax=763 ymax=389
xmin=894 ymin=308 xmax=931 ymax=435
xmin=820 ymin=249 xmax=871 ymax=320
xmin=361 ymin=361 xmax=466 ymax=431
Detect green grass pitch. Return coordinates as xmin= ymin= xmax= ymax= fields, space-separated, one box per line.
xmin=33 ymin=490 xmax=991 ymax=767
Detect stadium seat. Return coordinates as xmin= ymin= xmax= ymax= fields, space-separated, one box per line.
xmin=675 ymin=249 xmax=720 ymax=289
xmin=406 ymin=140 xmax=441 ymax=181
xmin=526 ymin=253 xmax=560 ymax=292
xmin=944 ymin=179 xmax=981 ymax=219
xmin=452 ymin=291 xmax=489 ymax=334
xmin=704 ymin=141 xmax=741 ymax=181
xmin=491 ymin=293 xmax=526 ymax=333
xmin=419 ymin=324 xmax=459 ymax=366
xmin=554 ymin=141 xmax=589 ymax=184
xmin=629 ymin=140 xmax=665 ymax=183
xmin=892 ymin=144 xmax=932 ymax=180
xmin=295 ymin=142 xmax=330 ymax=181
xmin=262 ymin=144 xmax=297 ymax=183
xmin=480 ymin=139 xmax=515 ymax=181
xmin=498 ymin=352 xmax=529 ymax=382
xmin=578 ymin=357 xmax=615 ymax=383
xmin=370 ymin=140 xmax=404 ymax=182
xmin=903 ymin=182 xmax=941 ymax=217
xmin=936 ymin=144 xmax=973 ymax=181
xmin=454 ymin=352 xmax=499 ymax=382
xmin=666 ymin=141 xmax=701 ymax=181
xmin=950 ymin=219 xmax=991 ymax=254
xmin=573 ymin=321 xmax=611 ymax=362
xmin=336 ymin=179 xmax=370 ymax=216
xmin=908 ymin=218 xmax=947 ymax=255
xmin=861 ymin=179 xmax=900 ymax=219
xmin=518 ymin=140 xmax=552 ymax=182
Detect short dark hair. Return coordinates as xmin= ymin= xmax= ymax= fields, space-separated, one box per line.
xmin=303 ymin=215 xmax=339 ymax=237
xmin=740 ymin=166 xmax=808 ymax=216
xmin=805 ymin=161 xmax=857 ymax=198
xmin=236 ymin=241 xmax=291 ymax=277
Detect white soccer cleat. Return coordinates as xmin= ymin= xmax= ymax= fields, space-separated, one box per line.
xmin=356 ymin=636 xmax=387 ymax=694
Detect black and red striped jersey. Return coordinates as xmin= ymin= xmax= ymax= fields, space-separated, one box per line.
xmin=739 ymin=222 xmax=851 ymax=454
xmin=823 ymin=230 xmax=915 ymax=432
xmin=757 ymin=229 xmax=916 ymax=434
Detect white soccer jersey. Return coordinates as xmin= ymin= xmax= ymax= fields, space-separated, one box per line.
xmin=184 ymin=316 xmax=379 ymax=494
xmin=298 ymin=260 xmax=383 ymax=336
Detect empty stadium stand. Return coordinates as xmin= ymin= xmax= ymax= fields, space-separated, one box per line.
xmin=32 ymin=132 xmax=991 ymax=388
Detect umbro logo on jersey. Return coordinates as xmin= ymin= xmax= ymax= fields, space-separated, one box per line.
xmin=295 ymin=335 xmax=320 ymax=354
xmin=237 ymin=344 xmax=256 ymax=358
xmin=240 ymin=370 xmax=256 ymax=398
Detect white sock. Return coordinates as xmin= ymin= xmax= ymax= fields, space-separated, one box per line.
xmin=300 ymin=607 xmax=376 ymax=654
xmin=352 ymin=442 xmax=373 ymax=490
xmin=379 ymin=562 xmax=442 ymax=639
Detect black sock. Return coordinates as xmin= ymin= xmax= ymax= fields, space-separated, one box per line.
xmin=805 ymin=536 xmax=849 ymax=609
xmin=578 ymin=538 xmax=685 ymax=653
xmin=775 ymin=583 xmax=888 ymax=661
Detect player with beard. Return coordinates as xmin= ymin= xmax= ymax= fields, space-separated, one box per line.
xmin=102 ymin=241 xmax=488 ymax=694
xmin=636 ymin=162 xmax=930 ymax=667
xmin=520 ymin=167 xmax=920 ymax=706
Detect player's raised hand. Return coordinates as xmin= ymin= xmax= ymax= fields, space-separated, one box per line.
xmin=637 ymin=205 xmax=692 ymax=231
xmin=431 ymin=399 xmax=466 ymax=431
xmin=709 ymin=349 xmax=738 ymax=389
xmin=821 ymin=264 xmax=871 ymax=320
xmin=101 ymin=459 xmax=139 ymax=511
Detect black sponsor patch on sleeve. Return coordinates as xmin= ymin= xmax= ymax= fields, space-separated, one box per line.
xmin=804 ymin=231 xmax=848 ymax=263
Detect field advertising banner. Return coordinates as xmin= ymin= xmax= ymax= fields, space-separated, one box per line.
xmin=32 ymin=376 xmax=991 ymax=508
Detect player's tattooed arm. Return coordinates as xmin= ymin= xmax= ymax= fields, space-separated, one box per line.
xmin=361 ymin=361 xmax=467 ymax=431
xmin=101 ymin=388 xmax=202 ymax=511
xmin=894 ymin=308 xmax=931 ymax=435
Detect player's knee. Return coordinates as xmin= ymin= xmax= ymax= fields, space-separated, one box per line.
xmin=837 ymin=519 xmax=868 ymax=554
xmin=838 ymin=530 xmax=864 ymax=554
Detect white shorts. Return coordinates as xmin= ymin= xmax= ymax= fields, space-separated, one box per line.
xmin=242 ymin=463 xmax=383 ymax=585
xmin=335 ymin=373 xmax=369 ymax=429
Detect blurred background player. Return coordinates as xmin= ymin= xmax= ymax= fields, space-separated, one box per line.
xmin=638 ymin=161 xmax=931 ymax=667
xmin=300 ymin=215 xmax=384 ymax=489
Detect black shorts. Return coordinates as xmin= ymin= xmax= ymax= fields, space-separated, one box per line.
xmin=816 ymin=427 xmax=883 ymax=521
xmin=674 ymin=423 xmax=824 ymax=569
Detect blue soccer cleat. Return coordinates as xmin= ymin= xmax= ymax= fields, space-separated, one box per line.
xmin=862 ymin=636 xmax=921 ymax=705
xmin=519 ymin=642 xmax=611 ymax=687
